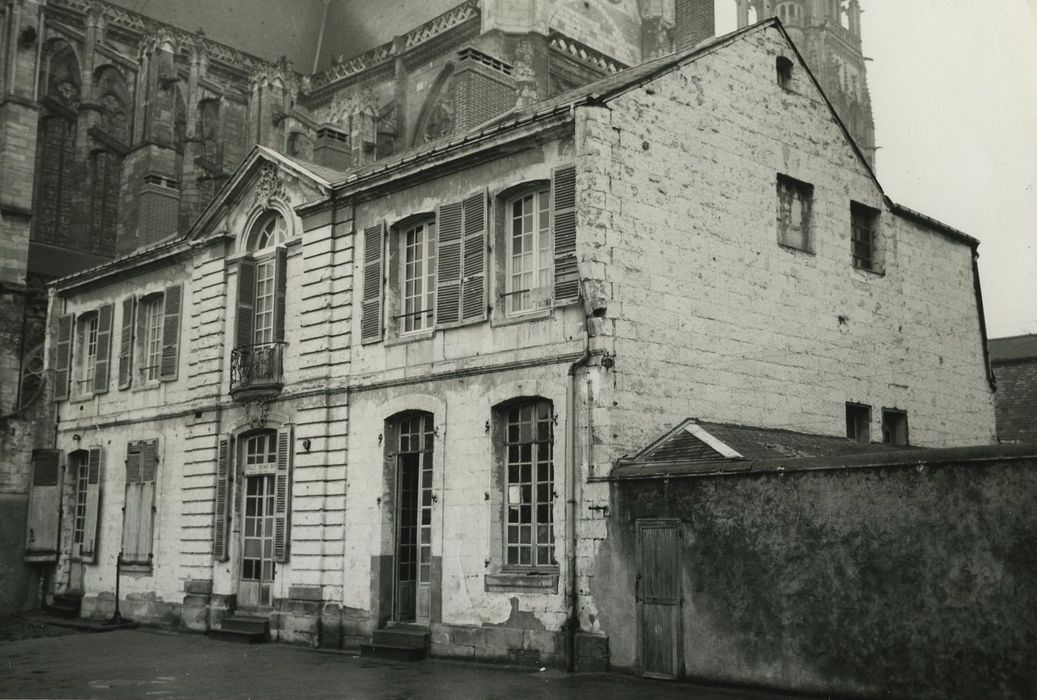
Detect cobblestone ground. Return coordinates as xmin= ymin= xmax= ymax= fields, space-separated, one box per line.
xmin=0 ymin=628 xmax=802 ymax=700
xmin=0 ymin=613 xmax=78 ymax=643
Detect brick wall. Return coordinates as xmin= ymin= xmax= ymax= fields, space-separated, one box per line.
xmin=673 ymin=0 xmax=716 ymax=51
xmin=992 ymin=359 xmax=1037 ymax=442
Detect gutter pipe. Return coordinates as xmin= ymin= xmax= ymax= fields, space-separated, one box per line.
xmin=565 ymin=315 xmax=591 ymax=673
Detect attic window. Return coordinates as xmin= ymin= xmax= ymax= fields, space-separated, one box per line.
xmin=776 ymin=56 xmax=794 ymax=89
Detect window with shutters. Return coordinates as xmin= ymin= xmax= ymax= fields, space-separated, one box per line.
xmin=77 ymin=312 xmax=99 ymax=397
xmin=496 ymin=399 xmax=556 ymax=571
xmin=400 ymin=220 xmax=437 ymax=334
xmin=121 ymin=439 xmax=159 ymax=569
xmin=139 ymin=296 xmax=164 ymax=382
xmin=506 ymin=189 xmax=552 ymax=315
xmin=70 ymin=447 xmax=102 ymax=563
xmin=231 ymin=211 xmax=288 ymax=395
xmin=70 ymin=305 xmax=115 ymax=398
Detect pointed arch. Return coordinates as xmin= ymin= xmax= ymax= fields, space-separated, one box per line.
xmin=412 ymin=63 xmax=455 ymax=147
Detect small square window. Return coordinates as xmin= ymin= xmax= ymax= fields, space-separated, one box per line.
xmin=777 ymin=174 xmax=813 ymax=252
xmin=846 ymin=403 xmax=871 ymax=443
xmin=851 ymin=202 xmax=880 ymax=271
xmin=882 ymin=409 xmax=909 ymax=446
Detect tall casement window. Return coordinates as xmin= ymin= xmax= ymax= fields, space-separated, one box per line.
xmin=401 ymin=220 xmax=437 ymax=333
xmin=122 ymin=439 xmax=159 ymax=568
xmin=70 ymin=447 xmax=102 ymax=563
xmin=232 ymin=211 xmax=288 ymax=393
xmin=71 ymin=305 xmax=114 ymax=398
xmin=776 ymin=174 xmax=814 ymax=252
xmin=388 ymin=412 xmax=435 ymax=622
xmin=506 ymin=189 xmax=552 ymax=315
xmin=502 ymin=400 xmax=555 ymax=569
xmin=851 ymin=202 xmax=880 ymax=271
xmin=114 ymin=286 xmax=183 ymax=390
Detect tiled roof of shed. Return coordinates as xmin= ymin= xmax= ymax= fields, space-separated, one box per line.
xmin=990 ymin=335 xmax=1037 ymax=363
xmin=622 ymin=419 xmax=902 ymax=476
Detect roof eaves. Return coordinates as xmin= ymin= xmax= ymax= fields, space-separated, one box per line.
xmin=50 ymin=236 xmax=191 ymax=293
xmin=887 ymin=201 xmax=979 ymax=248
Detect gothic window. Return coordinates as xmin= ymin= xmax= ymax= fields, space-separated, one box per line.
xmin=90 ymin=150 xmax=122 ymax=252
xmin=198 ymin=99 xmax=222 ymax=167
xmin=34 ymin=42 xmax=80 ymax=245
xmin=94 ymin=66 xmax=130 ymax=144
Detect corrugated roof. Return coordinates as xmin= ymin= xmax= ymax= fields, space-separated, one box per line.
xmin=990 ymin=335 xmax=1037 ymax=363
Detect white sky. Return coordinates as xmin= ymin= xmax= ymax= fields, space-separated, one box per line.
xmin=716 ymin=1 xmax=1037 ymax=339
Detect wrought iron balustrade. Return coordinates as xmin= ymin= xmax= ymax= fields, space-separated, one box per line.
xmin=230 ymin=342 xmax=284 ymax=396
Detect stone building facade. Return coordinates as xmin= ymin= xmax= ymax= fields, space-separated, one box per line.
xmin=31 ymin=18 xmax=996 ymax=684
xmin=3 ymin=0 xmax=720 ymax=612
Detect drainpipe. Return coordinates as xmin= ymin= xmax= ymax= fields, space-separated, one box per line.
xmin=565 ymin=321 xmax=591 ymax=672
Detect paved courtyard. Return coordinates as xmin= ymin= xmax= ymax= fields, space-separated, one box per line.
xmin=0 ymin=626 xmax=803 ymax=700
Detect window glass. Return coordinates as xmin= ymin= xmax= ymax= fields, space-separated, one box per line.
xmin=254 ymin=258 xmax=276 ymax=346
xmin=79 ymin=314 xmax=99 ymax=395
xmin=507 ymin=190 xmax=552 ymax=314
xmin=504 ymin=400 xmax=554 ymax=568
xmin=140 ymin=296 xmax=164 ymax=382
xmin=401 ymin=221 xmax=437 ymax=333
xmin=249 ymin=212 xmax=287 ymax=252
xmin=72 ymin=452 xmax=89 ymax=544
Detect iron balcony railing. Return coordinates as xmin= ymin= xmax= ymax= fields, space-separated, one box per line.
xmin=230 ymin=342 xmax=284 ymax=395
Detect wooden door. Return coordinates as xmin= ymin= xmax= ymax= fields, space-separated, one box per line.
xmin=637 ymin=519 xmax=682 ymax=679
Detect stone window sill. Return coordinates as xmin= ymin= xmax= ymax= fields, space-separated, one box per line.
xmin=485 ymin=571 xmax=558 ymax=593
xmin=119 ymin=562 xmax=153 ymax=576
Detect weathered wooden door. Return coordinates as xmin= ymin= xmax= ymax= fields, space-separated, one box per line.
xmin=637 ymin=519 xmax=682 ymax=679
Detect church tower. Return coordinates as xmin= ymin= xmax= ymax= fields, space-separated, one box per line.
xmin=737 ymin=0 xmax=876 ymax=165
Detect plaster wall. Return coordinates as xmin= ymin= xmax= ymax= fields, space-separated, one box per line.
xmin=573 ymin=27 xmax=996 ymax=461
xmin=597 ymin=457 xmax=1037 ymax=698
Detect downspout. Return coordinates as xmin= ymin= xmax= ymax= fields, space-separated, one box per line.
xmin=565 ymin=314 xmax=591 ymax=672
xmin=971 ymin=247 xmax=996 ymax=392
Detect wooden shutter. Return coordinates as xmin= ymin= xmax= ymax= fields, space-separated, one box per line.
xmin=25 ymin=449 xmax=62 ymax=560
xmin=273 ymin=246 xmax=287 ymax=343
xmin=80 ymin=446 xmax=103 ymax=563
xmin=435 ymin=202 xmax=463 ymax=325
xmin=159 ymin=284 xmax=182 ymax=381
xmin=213 ymin=436 xmax=231 ymax=561
xmin=122 ymin=441 xmax=142 ymax=561
xmin=460 ymin=191 xmax=488 ymax=322
xmin=138 ymin=439 xmax=158 ymax=564
xmin=360 ymin=222 xmax=385 ymax=343
xmin=52 ymin=314 xmax=73 ymax=401
xmin=273 ymin=426 xmax=293 ymax=563
xmin=93 ymin=303 xmax=114 ymax=394
xmin=552 ymin=164 xmax=579 ymax=303
xmin=235 ymin=257 xmax=257 ymax=349
xmin=118 ymin=296 xmax=136 ymax=389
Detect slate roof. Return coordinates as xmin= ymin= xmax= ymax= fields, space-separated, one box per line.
xmin=615 ymin=419 xmax=906 ymax=479
xmin=990 ymin=335 xmax=1037 ymax=364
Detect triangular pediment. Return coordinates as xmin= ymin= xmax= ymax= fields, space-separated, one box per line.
xmin=186 ymin=145 xmax=343 ymax=245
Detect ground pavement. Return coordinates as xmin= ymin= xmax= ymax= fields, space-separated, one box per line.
xmin=0 ymin=625 xmax=804 ymax=700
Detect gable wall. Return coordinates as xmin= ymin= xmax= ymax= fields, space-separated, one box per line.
xmin=574 ymin=27 xmax=995 ymax=462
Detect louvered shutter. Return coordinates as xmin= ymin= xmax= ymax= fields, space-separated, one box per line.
xmin=360 ymin=223 xmax=385 ymax=343
xmin=273 ymin=426 xmax=293 ymax=563
xmin=122 ymin=442 xmax=142 ymax=561
xmin=159 ymin=284 xmax=182 ymax=381
xmin=552 ymin=164 xmax=579 ymax=303
xmin=80 ymin=446 xmax=102 ymax=563
xmin=138 ymin=439 xmax=158 ymax=565
xmin=236 ymin=258 xmax=257 ymax=349
xmin=273 ymin=247 xmax=287 ymax=343
xmin=435 ymin=201 xmax=463 ymax=325
xmin=460 ymin=191 xmax=488 ymax=322
xmin=93 ymin=304 xmax=114 ymax=394
xmin=52 ymin=314 xmax=73 ymax=401
xmin=25 ymin=449 xmax=62 ymax=560
xmin=213 ymin=436 xmax=231 ymax=561
xmin=118 ymin=296 xmax=135 ymax=389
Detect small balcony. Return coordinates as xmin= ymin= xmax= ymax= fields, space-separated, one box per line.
xmin=230 ymin=342 xmax=284 ymax=400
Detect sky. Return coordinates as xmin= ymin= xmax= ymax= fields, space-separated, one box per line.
xmin=717 ymin=1 xmax=1037 ymax=339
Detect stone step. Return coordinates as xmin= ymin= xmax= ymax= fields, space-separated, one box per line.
xmin=207 ymin=628 xmax=267 ymax=644
xmin=372 ymin=627 xmax=428 ymax=649
xmin=220 ymin=615 xmax=269 ymax=635
xmin=44 ymin=595 xmax=82 ymax=619
xmin=361 ymin=643 xmax=428 ymax=662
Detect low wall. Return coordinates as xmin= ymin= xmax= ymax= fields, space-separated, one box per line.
xmin=0 ymin=494 xmax=41 ymax=612
xmin=594 ymin=447 xmax=1037 ymax=698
